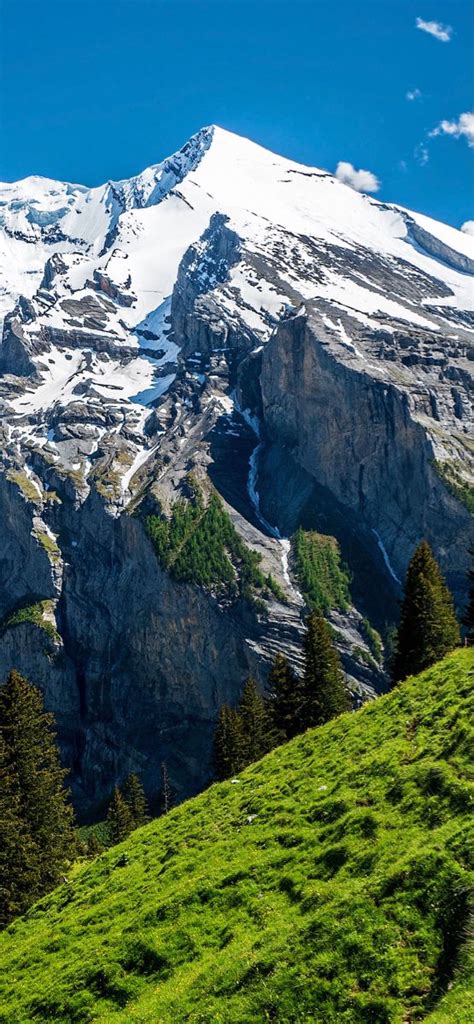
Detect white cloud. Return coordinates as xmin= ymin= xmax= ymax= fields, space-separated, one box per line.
xmin=406 ymin=88 xmax=422 ymax=101
xmin=335 ymin=161 xmax=380 ymax=193
xmin=414 ymin=143 xmax=429 ymax=166
xmin=461 ymin=220 xmax=474 ymax=236
xmin=429 ymin=111 xmax=474 ymax=146
xmin=416 ymin=17 xmax=452 ymax=42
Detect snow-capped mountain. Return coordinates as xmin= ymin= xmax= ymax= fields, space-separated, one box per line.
xmin=1 ymin=126 xmax=473 ymax=492
xmin=0 ymin=125 xmax=473 ymax=812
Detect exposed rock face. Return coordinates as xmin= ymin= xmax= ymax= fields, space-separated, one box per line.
xmin=259 ymin=311 xmax=473 ymax=597
xmin=0 ymin=475 xmax=304 ymax=815
xmin=0 ymin=126 xmax=472 ymax=817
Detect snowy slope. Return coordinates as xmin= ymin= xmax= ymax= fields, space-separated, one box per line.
xmin=0 ymin=124 xmax=473 ymax=509
xmin=2 ymin=125 xmax=473 ymax=322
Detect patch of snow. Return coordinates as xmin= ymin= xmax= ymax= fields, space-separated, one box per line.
xmin=121 ymin=441 xmax=159 ymax=493
xmin=247 ymin=439 xmax=281 ymax=539
xmin=215 ymin=394 xmax=234 ymax=414
xmin=130 ymin=371 xmax=176 ymax=406
xmin=23 ymin=464 xmax=43 ymax=497
xmin=238 ymin=403 xmax=261 ymax=439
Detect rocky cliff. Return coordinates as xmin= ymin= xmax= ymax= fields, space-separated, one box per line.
xmin=258 ymin=309 xmax=473 ymax=599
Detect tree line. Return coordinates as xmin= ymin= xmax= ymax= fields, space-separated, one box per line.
xmin=213 ymin=540 xmax=468 ymax=779
xmin=0 ymin=540 xmax=471 ymax=927
xmin=213 ymin=610 xmax=350 ymax=779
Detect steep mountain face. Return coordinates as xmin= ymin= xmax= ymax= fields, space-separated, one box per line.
xmin=0 ymin=125 xmax=472 ymax=815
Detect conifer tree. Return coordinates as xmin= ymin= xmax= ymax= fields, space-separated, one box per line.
xmin=266 ymin=653 xmax=302 ymax=740
xmin=85 ymin=832 xmax=104 ymax=858
xmin=123 ymin=773 xmax=148 ymax=829
xmin=212 ymin=704 xmax=245 ymax=780
xmin=107 ymin=786 xmax=133 ymax=844
xmin=301 ymin=612 xmax=350 ymax=728
xmin=0 ymin=670 xmax=75 ymax=909
xmin=238 ymin=676 xmax=276 ymax=766
xmin=0 ymin=733 xmax=40 ymax=927
xmin=463 ymin=548 xmax=474 ymax=641
xmin=392 ymin=540 xmax=460 ymax=683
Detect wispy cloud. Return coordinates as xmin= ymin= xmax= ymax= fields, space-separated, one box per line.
xmin=335 ymin=161 xmax=380 ymax=193
xmin=429 ymin=111 xmax=474 ymax=147
xmin=461 ymin=220 xmax=474 ymax=236
xmin=414 ymin=143 xmax=429 ymax=166
xmin=406 ymin=88 xmax=422 ymax=101
xmin=416 ymin=17 xmax=452 ymax=42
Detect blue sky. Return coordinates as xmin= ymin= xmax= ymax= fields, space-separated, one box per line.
xmin=0 ymin=0 xmax=472 ymax=228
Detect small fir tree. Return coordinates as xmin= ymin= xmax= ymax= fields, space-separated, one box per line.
xmin=238 ymin=676 xmax=276 ymax=767
xmin=107 ymin=786 xmax=133 ymax=844
xmin=266 ymin=653 xmax=302 ymax=740
xmin=392 ymin=540 xmax=460 ymax=683
xmin=0 ymin=670 xmax=75 ymax=906
xmin=212 ymin=704 xmax=245 ymax=780
xmin=123 ymin=773 xmax=148 ymax=829
xmin=85 ymin=833 xmax=104 ymax=858
xmin=463 ymin=548 xmax=474 ymax=641
xmin=302 ymin=612 xmax=350 ymax=728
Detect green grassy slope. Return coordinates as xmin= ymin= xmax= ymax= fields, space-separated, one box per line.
xmin=1 ymin=650 xmax=473 ymax=1024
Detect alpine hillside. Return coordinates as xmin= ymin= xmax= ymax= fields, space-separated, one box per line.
xmin=0 ymin=649 xmax=472 ymax=1023
xmin=0 ymin=125 xmax=473 ymax=814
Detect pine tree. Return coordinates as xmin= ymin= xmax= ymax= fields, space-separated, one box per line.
xmin=392 ymin=540 xmax=461 ymax=683
xmin=0 ymin=733 xmax=40 ymax=927
xmin=463 ymin=548 xmax=474 ymax=641
xmin=266 ymin=653 xmax=302 ymax=740
xmin=301 ymin=612 xmax=351 ymax=728
xmin=123 ymin=773 xmax=148 ymax=829
xmin=212 ymin=704 xmax=245 ymax=780
xmin=0 ymin=670 xmax=75 ymax=909
xmin=107 ymin=786 xmax=133 ymax=844
xmin=238 ymin=677 xmax=276 ymax=767
xmin=85 ymin=832 xmax=104 ymax=858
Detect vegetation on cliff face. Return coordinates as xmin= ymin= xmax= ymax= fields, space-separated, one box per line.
xmin=361 ymin=617 xmax=383 ymax=664
xmin=292 ymin=528 xmax=351 ymax=612
xmin=0 ymin=601 xmax=59 ymax=642
xmin=434 ymin=460 xmax=474 ymax=516
xmin=146 ymin=485 xmax=282 ymax=604
xmin=0 ymin=649 xmax=472 ymax=1024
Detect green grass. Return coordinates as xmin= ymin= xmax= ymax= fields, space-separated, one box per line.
xmin=0 ymin=650 xmax=473 ymax=1024
xmin=6 ymin=469 xmax=42 ymax=503
xmin=0 ymin=600 xmax=59 ymax=642
xmin=34 ymin=530 xmax=61 ymax=564
xmin=292 ymin=528 xmax=352 ymax=612
xmin=146 ymin=486 xmax=282 ymax=605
